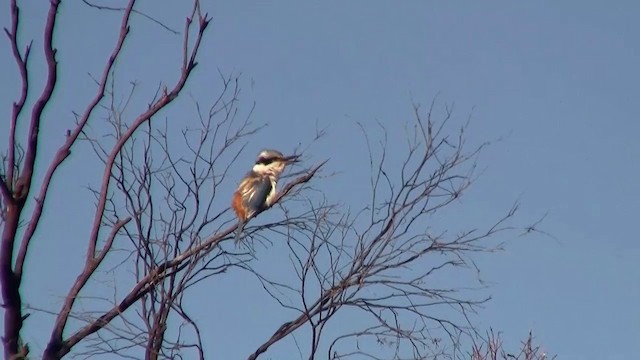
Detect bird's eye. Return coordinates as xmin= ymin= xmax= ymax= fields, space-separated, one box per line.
xmin=257 ymin=158 xmax=275 ymax=165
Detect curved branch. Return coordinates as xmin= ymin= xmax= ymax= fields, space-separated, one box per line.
xmin=19 ymin=0 xmax=60 ymax=202
xmin=1 ymin=1 xmax=60 ymax=358
xmin=244 ymin=104 xmax=531 ymax=360
xmin=55 ymin=163 xmax=324 ymax=358
xmin=15 ymin=0 xmax=132 ymax=280
xmin=44 ymin=1 xmax=211 ymax=358
xmin=247 ymin=277 xmax=346 ymax=360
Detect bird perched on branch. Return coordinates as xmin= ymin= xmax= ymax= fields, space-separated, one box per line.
xmin=232 ymin=149 xmax=299 ymax=242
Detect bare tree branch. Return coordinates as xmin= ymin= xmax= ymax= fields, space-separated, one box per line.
xmin=82 ymin=0 xmax=180 ymax=35
xmin=1 ymin=1 xmax=545 ymax=358
xmin=21 ymin=0 xmax=60 ymax=201
xmin=56 ymin=164 xmax=323 ymax=357
xmin=243 ymin=103 xmax=532 ymax=360
xmin=3 ymin=0 xmax=32 ymax=190
xmin=14 ymin=0 xmax=133 ymax=281
xmin=471 ymin=330 xmax=555 ymax=360
xmin=42 ymin=2 xmax=212 ymax=358
xmin=1 ymin=1 xmax=60 ymax=358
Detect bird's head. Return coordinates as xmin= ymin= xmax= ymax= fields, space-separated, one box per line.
xmin=252 ymin=149 xmax=299 ymax=177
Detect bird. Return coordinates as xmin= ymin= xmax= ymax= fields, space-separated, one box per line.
xmin=232 ymin=149 xmax=299 ymax=242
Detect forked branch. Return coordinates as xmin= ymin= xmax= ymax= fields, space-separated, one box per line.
xmin=1 ymin=1 xmax=60 ymax=358
xmin=46 ymin=161 xmax=324 ymax=359
xmin=245 ymin=103 xmax=528 ymax=360
xmin=42 ymin=1 xmax=212 ymax=359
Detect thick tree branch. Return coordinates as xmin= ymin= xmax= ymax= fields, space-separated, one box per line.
xmin=15 ymin=0 xmax=133 ymax=280
xmin=42 ymin=218 xmax=131 ymax=359
xmin=0 ymin=180 xmax=10 ymax=205
xmin=1 ymin=1 xmax=60 ymax=358
xmin=43 ymin=3 xmax=211 ymax=358
xmin=0 ymin=201 xmax=22 ymax=359
xmin=19 ymin=0 xmax=60 ymax=202
xmin=52 ymin=163 xmax=323 ymax=358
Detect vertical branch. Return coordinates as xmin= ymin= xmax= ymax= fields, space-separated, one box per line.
xmin=14 ymin=0 xmax=134 ymax=281
xmin=43 ymin=2 xmax=212 ymax=358
xmin=76 ymin=83 xmax=263 ymax=358
xmin=1 ymin=1 xmax=60 ymax=359
xmin=3 ymin=0 xmax=32 ymax=189
xmin=20 ymin=0 xmax=60 ymax=200
xmin=52 ymin=165 xmax=322 ymax=358
xmin=0 ymin=202 xmax=22 ymax=359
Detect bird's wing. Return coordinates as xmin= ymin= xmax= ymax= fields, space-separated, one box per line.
xmin=241 ymin=176 xmax=273 ymax=217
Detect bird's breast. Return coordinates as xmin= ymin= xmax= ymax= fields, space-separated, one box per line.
xmin=265 ymin=178 xmax=277 ymax=206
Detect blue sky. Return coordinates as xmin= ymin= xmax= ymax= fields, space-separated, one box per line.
xmin=1 ymin=1 xmax=639 ymax=359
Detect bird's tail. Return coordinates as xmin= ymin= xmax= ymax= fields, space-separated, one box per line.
xmin=234 ymin=220 xmax=245 ymax=244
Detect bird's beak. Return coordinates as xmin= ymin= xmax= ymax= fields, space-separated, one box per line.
xmin=283 ymin=154 xmax=300 ymax=163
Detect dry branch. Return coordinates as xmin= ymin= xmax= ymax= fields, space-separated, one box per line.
xmin=243 ymin=103 xmax=528 ymax=360
xmin=42 ymin=2 xmax=211 ymax=358
xmin=1 ymin=1 xmax=60 ymax=358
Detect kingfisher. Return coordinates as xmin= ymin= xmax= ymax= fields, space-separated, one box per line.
xmin=232 ymin=149 xmax=299 ymax=242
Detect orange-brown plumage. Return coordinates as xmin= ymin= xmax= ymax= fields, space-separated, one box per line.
xmin=232 ymin=149 xmax=299 ymax=242
xmin=232 ymin=191 xmax=247 ymax=221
